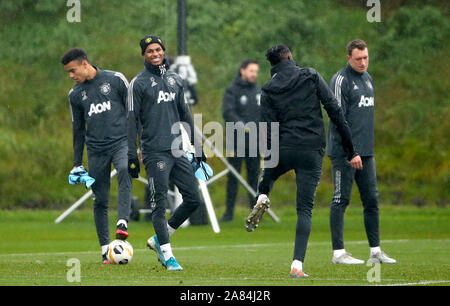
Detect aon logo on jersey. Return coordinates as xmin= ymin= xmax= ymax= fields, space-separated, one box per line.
xmin=157 ymin=91 xmax=176 ymax=104
xmin=358 ymin=95 xmax=374 ymax=108
xmin=88 ymin=101 xmax=111 ymax=117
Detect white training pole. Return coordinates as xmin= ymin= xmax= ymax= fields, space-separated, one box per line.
xmin=54 ymin=169 xmax=118 ymax=223
xmin=180 ymin=123 xmax=219 ymax=232
xmin=194 ymin=125 xmax=280 ymax=223
xmin=55 ymin=189 xmax=93 ymax=224
xmin=205 ymin=169 xmax=229 ymax=186
xmin=199 ymin=179 xmax=220 ymax=233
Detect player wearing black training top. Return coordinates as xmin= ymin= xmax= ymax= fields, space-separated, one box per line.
xmin=246 ymin=44 xmax=362 ymax=278
xmin=128 ymin=35 xmax=205 ymax=271
xmin=61 ymin=48 xmax=132 ymax=264
xmin=327 ymin=40 xmax=396 ymax=265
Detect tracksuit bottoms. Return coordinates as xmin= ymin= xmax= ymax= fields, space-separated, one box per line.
xmin=87 ymin=140 xmax=132 ymax=246
xmin=143 ymin=150 xmax=201 ymax=246
xmin=257 ymin=148 xmax=323 ymax=262
xmin=329 ymin=155 xmax=380 ymax=250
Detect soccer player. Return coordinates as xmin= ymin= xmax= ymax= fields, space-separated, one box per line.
xmin=61 ymin=48 xmax=132 ymax=264
xmin=128 ymin=35 xmax=205 ymax=271
xmin=246 ymin=44 xmax=362 ymax=278
xmin=327 ymin=40 xmax=396 ymax=264
xmin=220 ymin=59 xmax=261 ymax=222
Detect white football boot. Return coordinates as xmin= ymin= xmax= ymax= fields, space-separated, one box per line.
xmin=368 ymin=251 xmax=397 ymax=264
xmin=332 ymin=252 xmax=365 ymax=264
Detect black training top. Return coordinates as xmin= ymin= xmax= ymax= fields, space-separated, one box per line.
xmin=222 ymin=71 xmax=261 ymax=125
xmin=68 ymin=67 xmax=129 ymax=166
xmin=260 ymin=60 xmax=356 ymax=159
xmin=327 ymin=63 xmax=375 ymax=157
xmin=128 ymin=60 xmax=197 ymax=159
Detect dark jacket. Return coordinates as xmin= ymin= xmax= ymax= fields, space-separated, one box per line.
xmin=128 ymin=60 xmax=196 ymax=159
xmin=68 ymin=67 xmax=129 ymax=166
xmin=327 ymin=63 xmax=375 ymax=157
xmin=222 ymin=71 xmax=262 ymax=155
xmin=222 ymin=71 xmax=261 ymax=124
xmin=260 ymin=60 xmax=356 ymax=159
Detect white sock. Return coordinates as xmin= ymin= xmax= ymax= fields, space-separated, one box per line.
xmin=333 ymin=249 xmax=346 ymax=257
xmin=257 ymin=194 xmax=268 ymax=204
xmin=116 ymin=219 xmax=127 ymax=228
xmin=160 ymin=243 xmax=174 ymax=261
xmin=101 ymin=244 xmax=109 ymax=255
xmin=167 ymin=224 xmax=176 ymax=237
xmin=291 ymin=260 xmax=303 ymax=271
xmin=370 ymin=246 xmax=381 ymax=256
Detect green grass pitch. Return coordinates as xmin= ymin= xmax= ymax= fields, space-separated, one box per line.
xmin=0 ymin=205 xmax=449 ymax=286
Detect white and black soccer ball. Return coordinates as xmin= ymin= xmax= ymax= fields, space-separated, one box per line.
xmin=107 ymin=240 xmax=133 ymax=264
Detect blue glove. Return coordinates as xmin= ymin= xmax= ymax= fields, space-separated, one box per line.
xmin=79 ymin=174 xmax=96 ymax=189
xmin=69 ymin=166 xmax=87 ymax=184
xmin=185 ymin=151 xmax=213 ymax=181
xmin=69 ymin=166 xmax=95 ymax=189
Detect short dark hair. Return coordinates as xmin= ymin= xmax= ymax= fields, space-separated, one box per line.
xmin=265 ymin=44 xmax=291 ymax=66
xmin=61 ymin=48 xmax=88 ymax=65
xmin=240 ymin=59 xmax=258 ymax=70
xmin=347 ymin=39 xmax=367 ymax=56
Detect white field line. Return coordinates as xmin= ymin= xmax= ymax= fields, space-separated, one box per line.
xmin=378 ymin=280 xmax=450 ymax=286
xmin=4 ymin=238 xmax=450 ymax=258
xmin=0 ymin=239 xmax=416 ymax=257
xmin=1 ymin=239 xmax=449 ymax=285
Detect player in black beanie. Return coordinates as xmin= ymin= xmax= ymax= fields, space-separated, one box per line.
xmin=140 ymin=35 xmax=166 ymax=55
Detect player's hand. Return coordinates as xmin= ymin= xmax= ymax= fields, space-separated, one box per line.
xmin=128 ymin=157 xmax=140 ymax=178
xmin=349 ymin=155 xmax=363 ymax=170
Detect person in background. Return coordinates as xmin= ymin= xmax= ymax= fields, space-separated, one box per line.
xmin=221 ymin=60 xmax=261 ymax=222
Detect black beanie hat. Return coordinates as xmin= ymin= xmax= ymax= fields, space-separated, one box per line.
xmin=140 ymin=35 xmax=166 ymax=55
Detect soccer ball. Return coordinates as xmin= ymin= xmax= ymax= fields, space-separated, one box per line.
xmin=107 ymin=240 xmax=133 ymax=264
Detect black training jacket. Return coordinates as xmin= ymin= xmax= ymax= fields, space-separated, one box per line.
xmin=327 ymin=63 xmax=375 ymax=157
xmin=260 ymin=60 xmax=356 ymax=159
xmin=68 ymin=67 xmax=129 ymax=166
xmin=128 ymin=60 xmax=196 ymax=159
xmin=222 ymin=71 xmax=261 ymax=125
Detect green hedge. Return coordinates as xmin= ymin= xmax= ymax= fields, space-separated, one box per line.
xmin=0 ymin=0 xmax=448 ymax=208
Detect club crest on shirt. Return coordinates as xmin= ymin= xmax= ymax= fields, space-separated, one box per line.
xmin=81 ymin=90 xmax=88 ymax=101
xmin=366 ymin=80 xmax=373 ymax=90
xmin=99 ymin=83 xmax=111 ymax=95
xmin=240 ymin=95 xmax=248 ymax=105
xmin=167 ymin=76 xmax=176 ymax=87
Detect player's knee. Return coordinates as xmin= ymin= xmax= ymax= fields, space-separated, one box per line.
xmin=361 ymin=191 xmax=378 ymax=209
xmin=116 ymin=162 xmax=130 ymax=176
xmin=331 ymin=196 xmax=350 ymax=210
xmin=362 ymin=197 xmax=378 ymax=211
xmin=181 ymin=190 xmax=202 ymax=209
xmin=93 ymin=199 xmax=109 ymax=209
